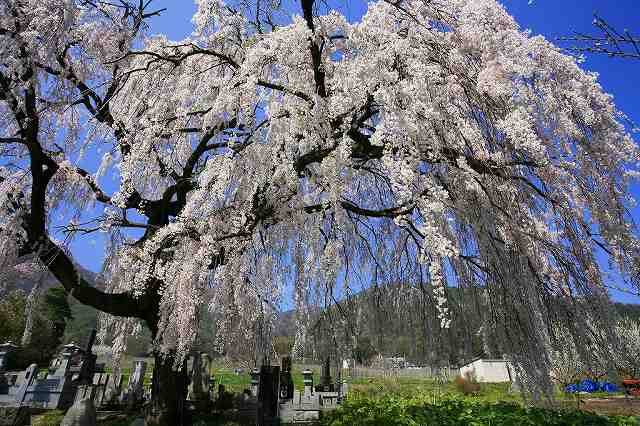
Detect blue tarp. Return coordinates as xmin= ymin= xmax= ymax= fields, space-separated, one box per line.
xmin=579 ymin=379 xmax=598 ymax=392
xmin=564 ymin=381 xmax=619 ymax=393
xmin=600 ymin=382 xmax=618 ymax=393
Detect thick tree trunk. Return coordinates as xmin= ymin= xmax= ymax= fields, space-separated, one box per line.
xmin=146 ymin=352 xmax=189 ymax=426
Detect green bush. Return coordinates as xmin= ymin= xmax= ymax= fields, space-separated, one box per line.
xmin=319 ymin=396 xmax=637 ymax=426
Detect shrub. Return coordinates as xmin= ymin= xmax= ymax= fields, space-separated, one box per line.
xmin=319 ymin=396 xmax=638 ymax=426
xmin=454 ymin=373 xmax=481 ymax=396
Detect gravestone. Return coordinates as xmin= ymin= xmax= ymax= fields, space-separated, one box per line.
xmin=90 ymin=372 xmax=113 ymax=407
xmin=302 ymin=369 xmax=313 ymax=398
xmin=340 ymin=379 xmax=348 ymax=400
xmin=188 ymin=352 xmax=207 ymax=401
xmin=0 ymin=342 xmax=18 ymax=372
xmin=74 ymin=384 xmax=97 ymax=405
xmin=143 ymin=377 xmax=152 ymax=403
xmin=61 ymin=397 xmax=97 ymax=426
xmin=9 ymin=343 xmax=77 ymax=409
xmin=257 ymin=364 xmax=280 ymax=425
xmin=13 ymin=364 xmax=38 ymax=406
xmin=77 ymin=329 xmax=98 ymax=385
xmin=0 ymin=331 xmax=103 ymax=410
xmin=250 ymin=369 xmax=260 ymax=397
xmin=279 ymin=356 xmax=294 ymax=401
xmin=335 ymin=363 xmax=343 ymax=401
xmin=0 ymin=342 xmax=18 ymax=395
xmin=201 ymin=353 xmax=212 ymax=400
xmin=122 ymin=360 xmax=147 ymax=409
xmin=102 ymin=374 xmax=123 ymax=407
xmin=215 ymin=384 xmax=233 ymax=410
xmin=316 ymin=356 xmax=334 ymax=392
xmin=208 ymin=372 xmax=216 ymax=398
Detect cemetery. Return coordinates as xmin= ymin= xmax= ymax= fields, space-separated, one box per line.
xmin=0 ymin=331 xmax=354 ymax=425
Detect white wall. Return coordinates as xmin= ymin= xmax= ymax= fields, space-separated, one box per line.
xmin=459 ymin=359 xmax=512 ymax=383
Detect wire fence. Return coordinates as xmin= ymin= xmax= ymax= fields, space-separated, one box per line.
xmin=346 ymin=366 xmax=459 ymax=380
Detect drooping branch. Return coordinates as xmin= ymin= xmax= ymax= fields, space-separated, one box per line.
xmin=559 ymin=14 xmax=640 ymax=60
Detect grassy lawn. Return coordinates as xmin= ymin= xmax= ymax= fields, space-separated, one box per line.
xmin=108 ymin=359 xmax=325 ymax=393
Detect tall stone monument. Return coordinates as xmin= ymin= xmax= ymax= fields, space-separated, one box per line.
xmin=257 ymin=363 xmax=280 ymax=425
xmin=316 ymin=356 xmax=334 ymax=392
xmin=279 ymin=356 xmax=294 ymax=401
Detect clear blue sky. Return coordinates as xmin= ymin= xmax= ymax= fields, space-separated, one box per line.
xmin=68 ymin=0 xmax=640 ymax=303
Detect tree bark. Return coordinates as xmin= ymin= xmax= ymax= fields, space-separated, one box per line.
xmin=146 ymin=352 xmax=189 ymax=426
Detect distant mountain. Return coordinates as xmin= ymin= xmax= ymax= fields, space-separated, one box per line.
xmin=5 ymin=263 xmax=101 ymax=294
xmin=614 ymin=302 xmax=640 ymax=321
xmin=270 ymin=284 xmax=640 ymax=366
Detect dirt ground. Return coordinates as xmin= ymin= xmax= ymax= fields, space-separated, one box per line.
xmin=564 ymin=396 xmax=640 ymax=417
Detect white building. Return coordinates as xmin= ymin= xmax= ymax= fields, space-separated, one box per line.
xmin=459 ymin=358 xmax=513 ymax=383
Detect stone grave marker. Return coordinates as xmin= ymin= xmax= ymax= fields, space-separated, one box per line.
xmin=102 ymin=374 xmax=123 ymax=407
xmin=0 ymin=342 xmax=18 ymax=395
xmin=122 ymin=360 xmax=147 ymax=409
xmin=77 ymin=329 xmax=98 ymax=386
xmin=257 ymin=364 xmax=280 ymax=425
xmin=316 ymin=356 xmax=334 ymax=392
xmin=279 ymin=356 xmax=294 ymax=401
xmin=250 ymin=369 xmax=260 ymax=397
xmin=201 ymin=353 xmax=211 ymax=399
xmin=61 ymin=397 xmax=97 ymax=426
xmin=188 ymin=352 xmax=206 ymax=401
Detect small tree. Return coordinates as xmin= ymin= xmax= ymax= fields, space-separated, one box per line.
xmin=0 ymin=288 xmax=71 ymax=368
xmin=353 ymin=336 xmax=377 ymax=366
xmin=615 ymin=318 xmax=640 ymax=378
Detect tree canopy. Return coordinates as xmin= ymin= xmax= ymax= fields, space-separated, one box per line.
xmin=0 ymin=287 xmax=72 ymax=368
xmin=1 ymin=0 xmax=639 ymax=409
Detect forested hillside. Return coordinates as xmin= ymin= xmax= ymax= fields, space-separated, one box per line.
xmin=275 ymin=284 xmax=640 ymax=367
xmin=4 ymin=273 xmax=639 ymax=369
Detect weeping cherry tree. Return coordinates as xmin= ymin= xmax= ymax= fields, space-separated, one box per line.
xmin=1 ymin=0 xmax=639 ymax=423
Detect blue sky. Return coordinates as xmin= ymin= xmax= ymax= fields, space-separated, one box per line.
xmin=68 ymin=0 xmax=640 ymax=303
